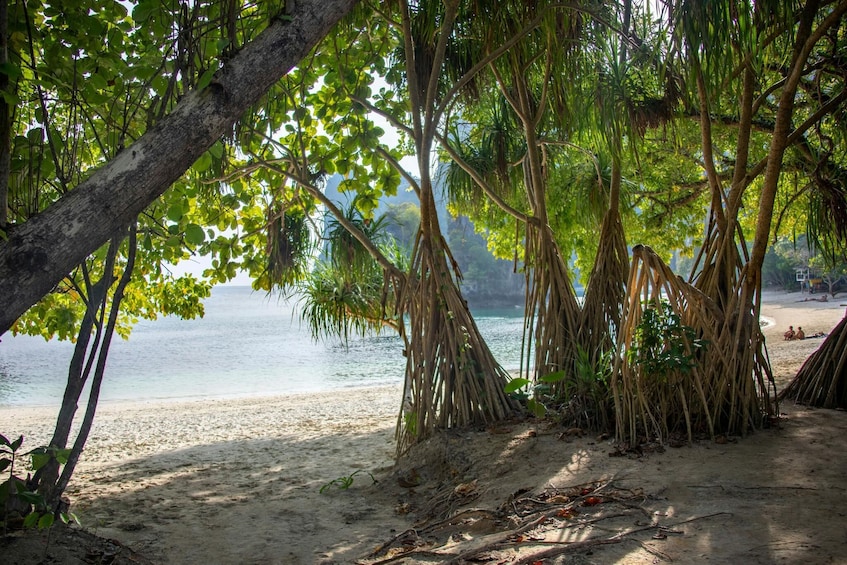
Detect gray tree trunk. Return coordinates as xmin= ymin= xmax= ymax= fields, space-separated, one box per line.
xmin=0 ymin=0 xmax=358 ymax=334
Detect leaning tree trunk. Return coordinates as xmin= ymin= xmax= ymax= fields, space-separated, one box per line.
xmin=48 ymin=226 xmax=137 ymax=509
xmin=33 ymin=235 xmax=122 ymax=497
xmin=0 ymin=0 xmax=358 ymax=333
xmin=780 ymin=310 xmax=847 ymax=409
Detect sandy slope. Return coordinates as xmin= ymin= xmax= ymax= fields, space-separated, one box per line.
xmin=1 ymin=290 xmax=846 ymax=564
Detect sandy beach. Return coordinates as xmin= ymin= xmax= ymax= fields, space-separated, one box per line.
xmin=2 ymin=290 xmax=847 ymax=564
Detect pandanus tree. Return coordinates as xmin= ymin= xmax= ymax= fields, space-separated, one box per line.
xmin=471 ymin=3 xmax=586 ymax=384
xmin=577 ymin=0 xmax=693 ymax=435
xmin=438 ymin=1 xmax=598 ymax=386
xmin=439 ymin=2 xmax=657 ymax=432
xmin=778 ymin=6 xmax=847 ymax=410
xmin=205 ymin=0 xmax=518 ymax=452
xmin=381 ymin=0 xmax=518 ymax=451
xmin=300 ymin=203 xmax=408 ymax=342
xmin=615 ymin=0 xmax=847 ymax=444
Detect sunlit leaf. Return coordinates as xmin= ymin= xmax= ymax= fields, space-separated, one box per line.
xmin=504 ymin=378 xmax=531 ymax=394
xmin=185 ymin=223 xmax=206 ymax=245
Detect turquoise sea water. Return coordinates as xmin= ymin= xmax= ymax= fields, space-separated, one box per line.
xmin=0 ymin=285 xmax=525 ymax=407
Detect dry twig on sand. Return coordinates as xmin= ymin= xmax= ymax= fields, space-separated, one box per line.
xmin=360 ymin=477 xmax=730 ymax=565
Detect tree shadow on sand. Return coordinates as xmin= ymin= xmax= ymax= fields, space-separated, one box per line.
xmin=56 ymin=404 xmax=847 ymax=565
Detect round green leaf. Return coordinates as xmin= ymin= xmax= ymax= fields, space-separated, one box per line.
xmin=193 ymin=151 xmax=212 ymax=173
xmin=23 ymin=512 xmax=40 ymax=529
xmin=166 ymin=204 xmax=183 ymax=222
xmin=185 ymin=223 xmax=206 ymax=245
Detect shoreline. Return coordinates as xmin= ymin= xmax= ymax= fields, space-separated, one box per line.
xmin=2 ymin=290 xmax=846 ymax=564
xmin=0 ymin=382 xmax=406 ymax=411
xmin=3 ymin=288 xmax=843 ymax=452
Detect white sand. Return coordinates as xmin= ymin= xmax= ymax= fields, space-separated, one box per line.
xmin=2 ymin=290 xmax=846 ymax=564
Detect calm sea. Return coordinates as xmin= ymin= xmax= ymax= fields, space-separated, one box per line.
xmin=0 ymin=285 xmax=525 ymax=407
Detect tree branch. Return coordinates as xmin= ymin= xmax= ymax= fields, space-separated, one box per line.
xmin=0 ymin=0 xmax=359 ymax=334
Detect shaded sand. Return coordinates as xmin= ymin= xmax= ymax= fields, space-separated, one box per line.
xmin=2 ymin=290 xmax=847 ymax=564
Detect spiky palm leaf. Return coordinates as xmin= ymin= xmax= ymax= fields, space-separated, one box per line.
xmin=300 ymin=203 xmax=407 ymax=344
xmin=299 ymin=261 xmax=394 ymax=344
xmin=806 ymin=163 xmax=847 ymax=266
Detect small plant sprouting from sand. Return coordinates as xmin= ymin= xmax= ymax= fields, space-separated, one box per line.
xmin=628 ymin=300 xmax=707 ymax=381
xmin=504 ymin=370 xmax=569 ymax=419
xmin=1 ymin=433 xmax=78 ymax=538
xmin=320 ymin=470 xmax=377 ymax=494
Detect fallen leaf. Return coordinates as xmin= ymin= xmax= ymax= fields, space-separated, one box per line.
xmin=454 ymin=479 xmax=478 ymax=496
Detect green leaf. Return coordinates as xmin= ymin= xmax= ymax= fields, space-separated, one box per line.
xmin=0 ymin=61 xmax=22 ymax=79
xmin=504 ymin=378 xmax=531 ymax=394
xmin=23 ymin=512 xmax=40 ymax=528
xmin=166 ymin=204 xmax=183 ymax=222
xmin=0 ymin=459 xmax=10 ymax=473
xmin=526 ymin=398 xmax=547 ymax=418
xmin=208 ymin=141 xmax=224 ymax=159
xmin=26 ymin=127 xmax=43 ymax=143
xmin=10 ymin=435 xmax=23 ymax=452
xmin=88 ymin=73 xmax=108 ymax=91
xmin=30 ymin=452 xmax=50 ymax=471
xmin=131 ymin=1 xmax=155 ymax=23
xmin=197 ymin=68 xmax=216 ymax=91
xmin=193 ymin=151 xmax=212 ymax=173
xmin=185 ymin=223 xmax=206 ymax=245
xmin=539 ymin=370 xmax=567 ymax=384
xmin=38 ymin=513 xmax=55 ymax=530
xmin=53 ymin=448 xmax=71 ymax=465
xmin=1 ymin=90 xmax=20 ymax=106
xmin=0 ymin=433 xmax=10 ymax=447
xmin=18 ymin=491 xmax=42 ymax=504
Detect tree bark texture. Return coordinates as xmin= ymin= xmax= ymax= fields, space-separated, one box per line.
xmin=0 ymin=0 xmax=358 ymax=334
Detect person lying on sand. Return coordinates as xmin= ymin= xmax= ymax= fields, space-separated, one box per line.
xmin=801 ymin=295 xmax=829 ymax=302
